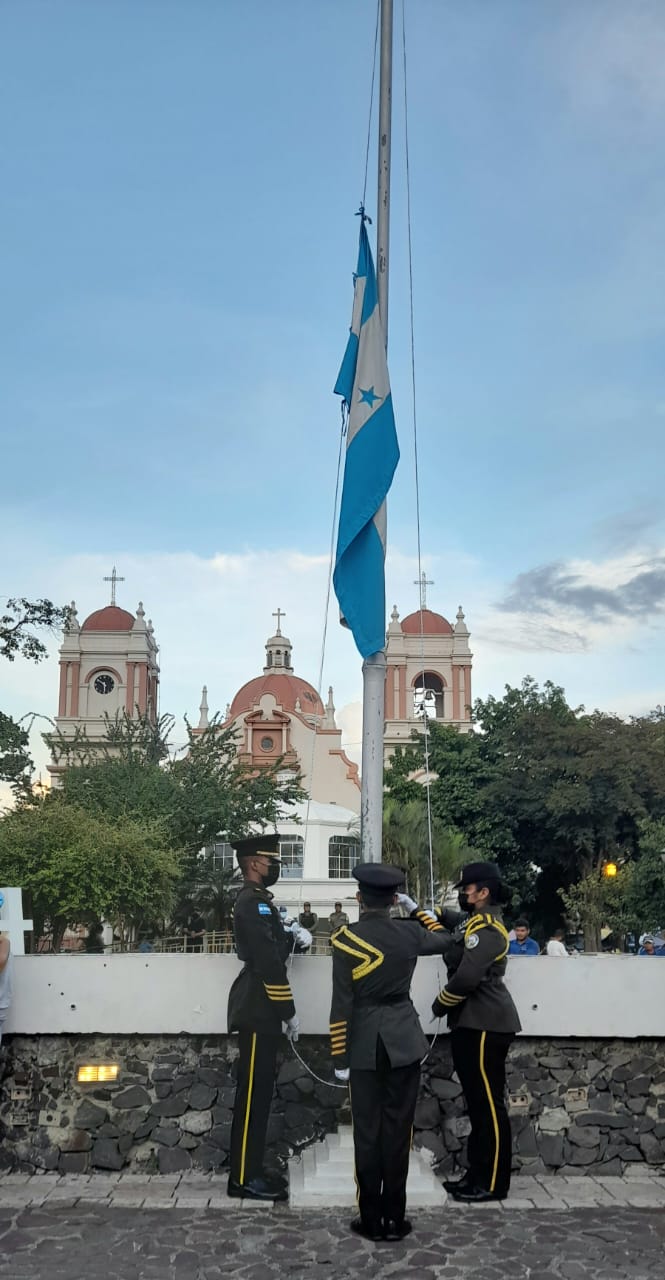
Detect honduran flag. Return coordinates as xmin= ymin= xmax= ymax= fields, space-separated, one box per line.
xmin=333 ymin=220 xmax=399 ymax=659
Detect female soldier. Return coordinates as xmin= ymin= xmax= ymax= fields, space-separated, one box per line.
xmin=405 ymin=860 xmax=521 ymax=1202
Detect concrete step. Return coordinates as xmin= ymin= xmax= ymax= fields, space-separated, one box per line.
xmin=288 ymin=1127 xmax=447 ymax=1210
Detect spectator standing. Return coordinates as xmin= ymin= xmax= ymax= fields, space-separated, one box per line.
xmin=329 ymin=902 xmax=349 ymax=931
xmin=0 ymin=933 xmax=13 ymax=1044
xmin=507 ymin=919 xmax=540 ymax=956
xmin=638 ymin=935 xmax=665 ymax=955
xmin=185 ymin=911 xmax=207 ymax=952
xmin=299 ymin=902 xmax=318 ymax=931
xmin=84 ymin=921 xmax=105 ymax=954
xmin=546 ymin=929 xmax=568 ymax=956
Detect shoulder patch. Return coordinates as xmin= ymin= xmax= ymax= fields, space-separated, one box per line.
xmin=465 ymin=933 xmax=480 ymax=949
xmin=258 ymin=903 xmax=272 ymax=915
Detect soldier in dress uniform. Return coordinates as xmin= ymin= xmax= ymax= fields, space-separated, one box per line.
xmin=227 ymin=834 xmax=300 ymax=1201
xmin=408 ymin=860 xmax=521 ymax=1203
xmin=329 ymin=862 xmax=451 ymax=1243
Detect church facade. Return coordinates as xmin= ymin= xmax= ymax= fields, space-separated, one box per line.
xmin=46 ymin=577 xmax=472 ymax=916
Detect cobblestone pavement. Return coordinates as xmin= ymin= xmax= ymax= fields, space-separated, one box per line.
xmin=2 ymin=1170 xmax=665 ymax=1211
xmin=0 ymin=1177 xmax=664 ymax=1280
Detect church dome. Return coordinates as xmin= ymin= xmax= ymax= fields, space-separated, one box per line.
xmin=401 ymin=608 xmax=453 ymax=636
xmin=81 ymin=605 xmax=135 ymax=632
xmin=229 ymin=673 xmax=325 ymax=719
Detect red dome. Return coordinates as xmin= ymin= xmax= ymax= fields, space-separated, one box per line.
xmin=81 ymin=605 xmax=135 ymax=632
xmin=229 ymin=673 xmax=324 ymax=719
xmin=401 ymin=608 xmax=453 ymax=635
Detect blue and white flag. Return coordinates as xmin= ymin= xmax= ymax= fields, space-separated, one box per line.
xmin=333 ymin=220 xmax=399 ymax=659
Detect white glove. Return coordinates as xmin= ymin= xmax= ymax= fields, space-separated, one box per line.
xmin=290 ymin=922 xmax=312 ymax=950
xmin=284 ymin=1015 xmax=300 ymax=1043
xmin=395 ymin=892 xmax=418 ymax=914
xmin=334 ymin=1067 xmax=350 ymax=1082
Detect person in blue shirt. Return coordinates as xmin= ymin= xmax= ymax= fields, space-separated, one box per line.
xmin=638 ymin=935 xmax=665 ymax=955
xmin=508 ymin=919 xmax=540 ymax=956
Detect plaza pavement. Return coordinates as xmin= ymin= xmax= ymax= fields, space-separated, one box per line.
xmin=0 ymin=1172 xmax=664 ymax=1279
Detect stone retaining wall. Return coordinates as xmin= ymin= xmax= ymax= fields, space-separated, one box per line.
xmin=1 ymin=1034 xmax=663 ymax=1177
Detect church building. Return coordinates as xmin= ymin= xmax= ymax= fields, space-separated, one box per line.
xmin=46 ymin=570 xmax=159 ymax=787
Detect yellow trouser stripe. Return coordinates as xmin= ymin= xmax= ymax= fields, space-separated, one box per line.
xmin=479 ymin=1030 xmax=500 ymax=1194
xmin=239 ymin=1032 xmax=257 ymax=1185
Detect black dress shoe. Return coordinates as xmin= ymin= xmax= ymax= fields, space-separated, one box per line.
xmin=443 ymin=1175 xmax=473 ymax=1193
xmin=227 ymin=1175 xmax=288 ymax=1202
xmin=350 ymin=1216 xmax=384 ymax=1242
xmin=384 ymin=1218 xmax=412 ymax=1241
xmin=450 ymin=1184 xmax=506 ymax=1203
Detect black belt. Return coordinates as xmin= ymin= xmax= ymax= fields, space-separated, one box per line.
xmin=357 ymin=994 xmax=411 ymax=1008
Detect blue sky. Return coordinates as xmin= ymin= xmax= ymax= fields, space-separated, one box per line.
xmin=1 ymin=0 xmax=664 ymax=780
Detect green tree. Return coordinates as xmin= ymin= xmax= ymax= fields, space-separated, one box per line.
xmin=559 ymin=866 xmax=635 ymax=953
xmin=384 ymin=679 xmax=665 ymax=943
xmin=0 ymin=598 xmax=69 ymax=664
xmin=0 ymin=712 xmax=33 ymax=796
xmin=382 ymin=795 xmax=472 ymax=903
xmin=0 ymin=595 xmax=69 ymax=796
xmin=0 ymin=798 xmax=180 ymax=950
xmin=56 ymin=713 xmax=304 ymax=861
xmin=624 ymin=819 xmax=665 ymax=935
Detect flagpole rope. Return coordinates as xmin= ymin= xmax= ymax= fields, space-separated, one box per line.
xmin=290 ymin=411 xmax=346 ymax=918
xmin=292 ymin=5 xmax=381 ymax=918
xmin=400 ymin=0 xmax=436 ymax=912
xmin=362 ymin=0 xmax=381 ymax=210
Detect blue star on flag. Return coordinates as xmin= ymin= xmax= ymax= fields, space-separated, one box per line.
xmin=358 ymin=386 xmax=381 ymax=407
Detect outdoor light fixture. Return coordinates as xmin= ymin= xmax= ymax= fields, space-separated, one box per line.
xmin=603 ymin=862 xmax=618 ymax=878
xmin=77 ymin=1064 xmax=120 ymax=1083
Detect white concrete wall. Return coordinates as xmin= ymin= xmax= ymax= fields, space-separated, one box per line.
xmin=4 ymin=953 xmax=664 ymax=1038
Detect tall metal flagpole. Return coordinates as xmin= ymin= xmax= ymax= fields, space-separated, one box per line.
xmin=360 ymin=0 xmax=393 ymax=863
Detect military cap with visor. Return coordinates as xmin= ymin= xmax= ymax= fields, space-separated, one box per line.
xmin=352 ymin=863 xmax=407 ymax=892
xmin=230 ymin=833 xmax=281 ymax=863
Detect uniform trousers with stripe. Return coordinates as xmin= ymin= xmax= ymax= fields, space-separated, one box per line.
xmin=451 ymin=1027 xmax=515 ymax=1197
xmin=349 ymin=1038 xmax=421 ymax=1228
xmin=229 ymin=1030 xmax=279 ymax=1184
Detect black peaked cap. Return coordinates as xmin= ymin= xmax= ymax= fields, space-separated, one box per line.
xmin=230 ymin=833 xmax=281 ymax=861
xmin=352 ymin=862 xmax=407 ymax=892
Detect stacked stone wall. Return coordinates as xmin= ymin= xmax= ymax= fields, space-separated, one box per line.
xmin=1 ymin=1034 xmax=663 ymax=1177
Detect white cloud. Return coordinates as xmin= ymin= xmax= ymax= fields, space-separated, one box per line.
xmin=557 ymin=2 xmax=665 ymax=124
xmin=1 ymin=538 xmax=663 ymax=791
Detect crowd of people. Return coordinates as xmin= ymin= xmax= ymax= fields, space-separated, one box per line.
xmin=506 ymin=918 xmax=664 ymax=956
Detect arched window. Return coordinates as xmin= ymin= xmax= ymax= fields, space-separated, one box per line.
xmin=266 ymin=651 xmax=273 ymax=668
xmin=413 ymin=671 xmax=445 ymax=720
xmin=329 ymin=834 xmax=361 ymax=879
xmin=279 ymin=835 xmax=304 ymax=879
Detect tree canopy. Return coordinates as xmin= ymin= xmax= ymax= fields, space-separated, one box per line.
xmin=0 ymin=799 xmax=180 ymax=949
xmin=384 ymin=678 xmax=665 ymax=945
xmin=0 ymin=595 xmax=68 ymax=795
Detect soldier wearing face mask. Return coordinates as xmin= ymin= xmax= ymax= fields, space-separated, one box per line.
xmin=227 ymin=834 xmax=299 ymax=1201
xmin=404 ymin=860 xmax=521 ymax=1203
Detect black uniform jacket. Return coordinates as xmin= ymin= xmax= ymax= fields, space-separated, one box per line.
xmin=329 ymin=910 xmax=450 ymax=1070
xmin=228 ymin=882 xmax=295 ymax=1034
xmin=428 ymin=908 xmax=521 ymax=1034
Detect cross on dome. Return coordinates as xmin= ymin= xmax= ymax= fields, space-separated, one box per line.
xmin=413 ymin=570 xmax=434 ymax=610
xmin=103 ymin=566 xmax=125 ymax=606
xmin=272 ymin=607 xmax=286 ymax=636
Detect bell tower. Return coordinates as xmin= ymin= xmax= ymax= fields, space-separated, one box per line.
xmin=47 ymin=570 xmax=159 ymax=785
xmin=383 ymin=580 xmax=473 ymax=762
